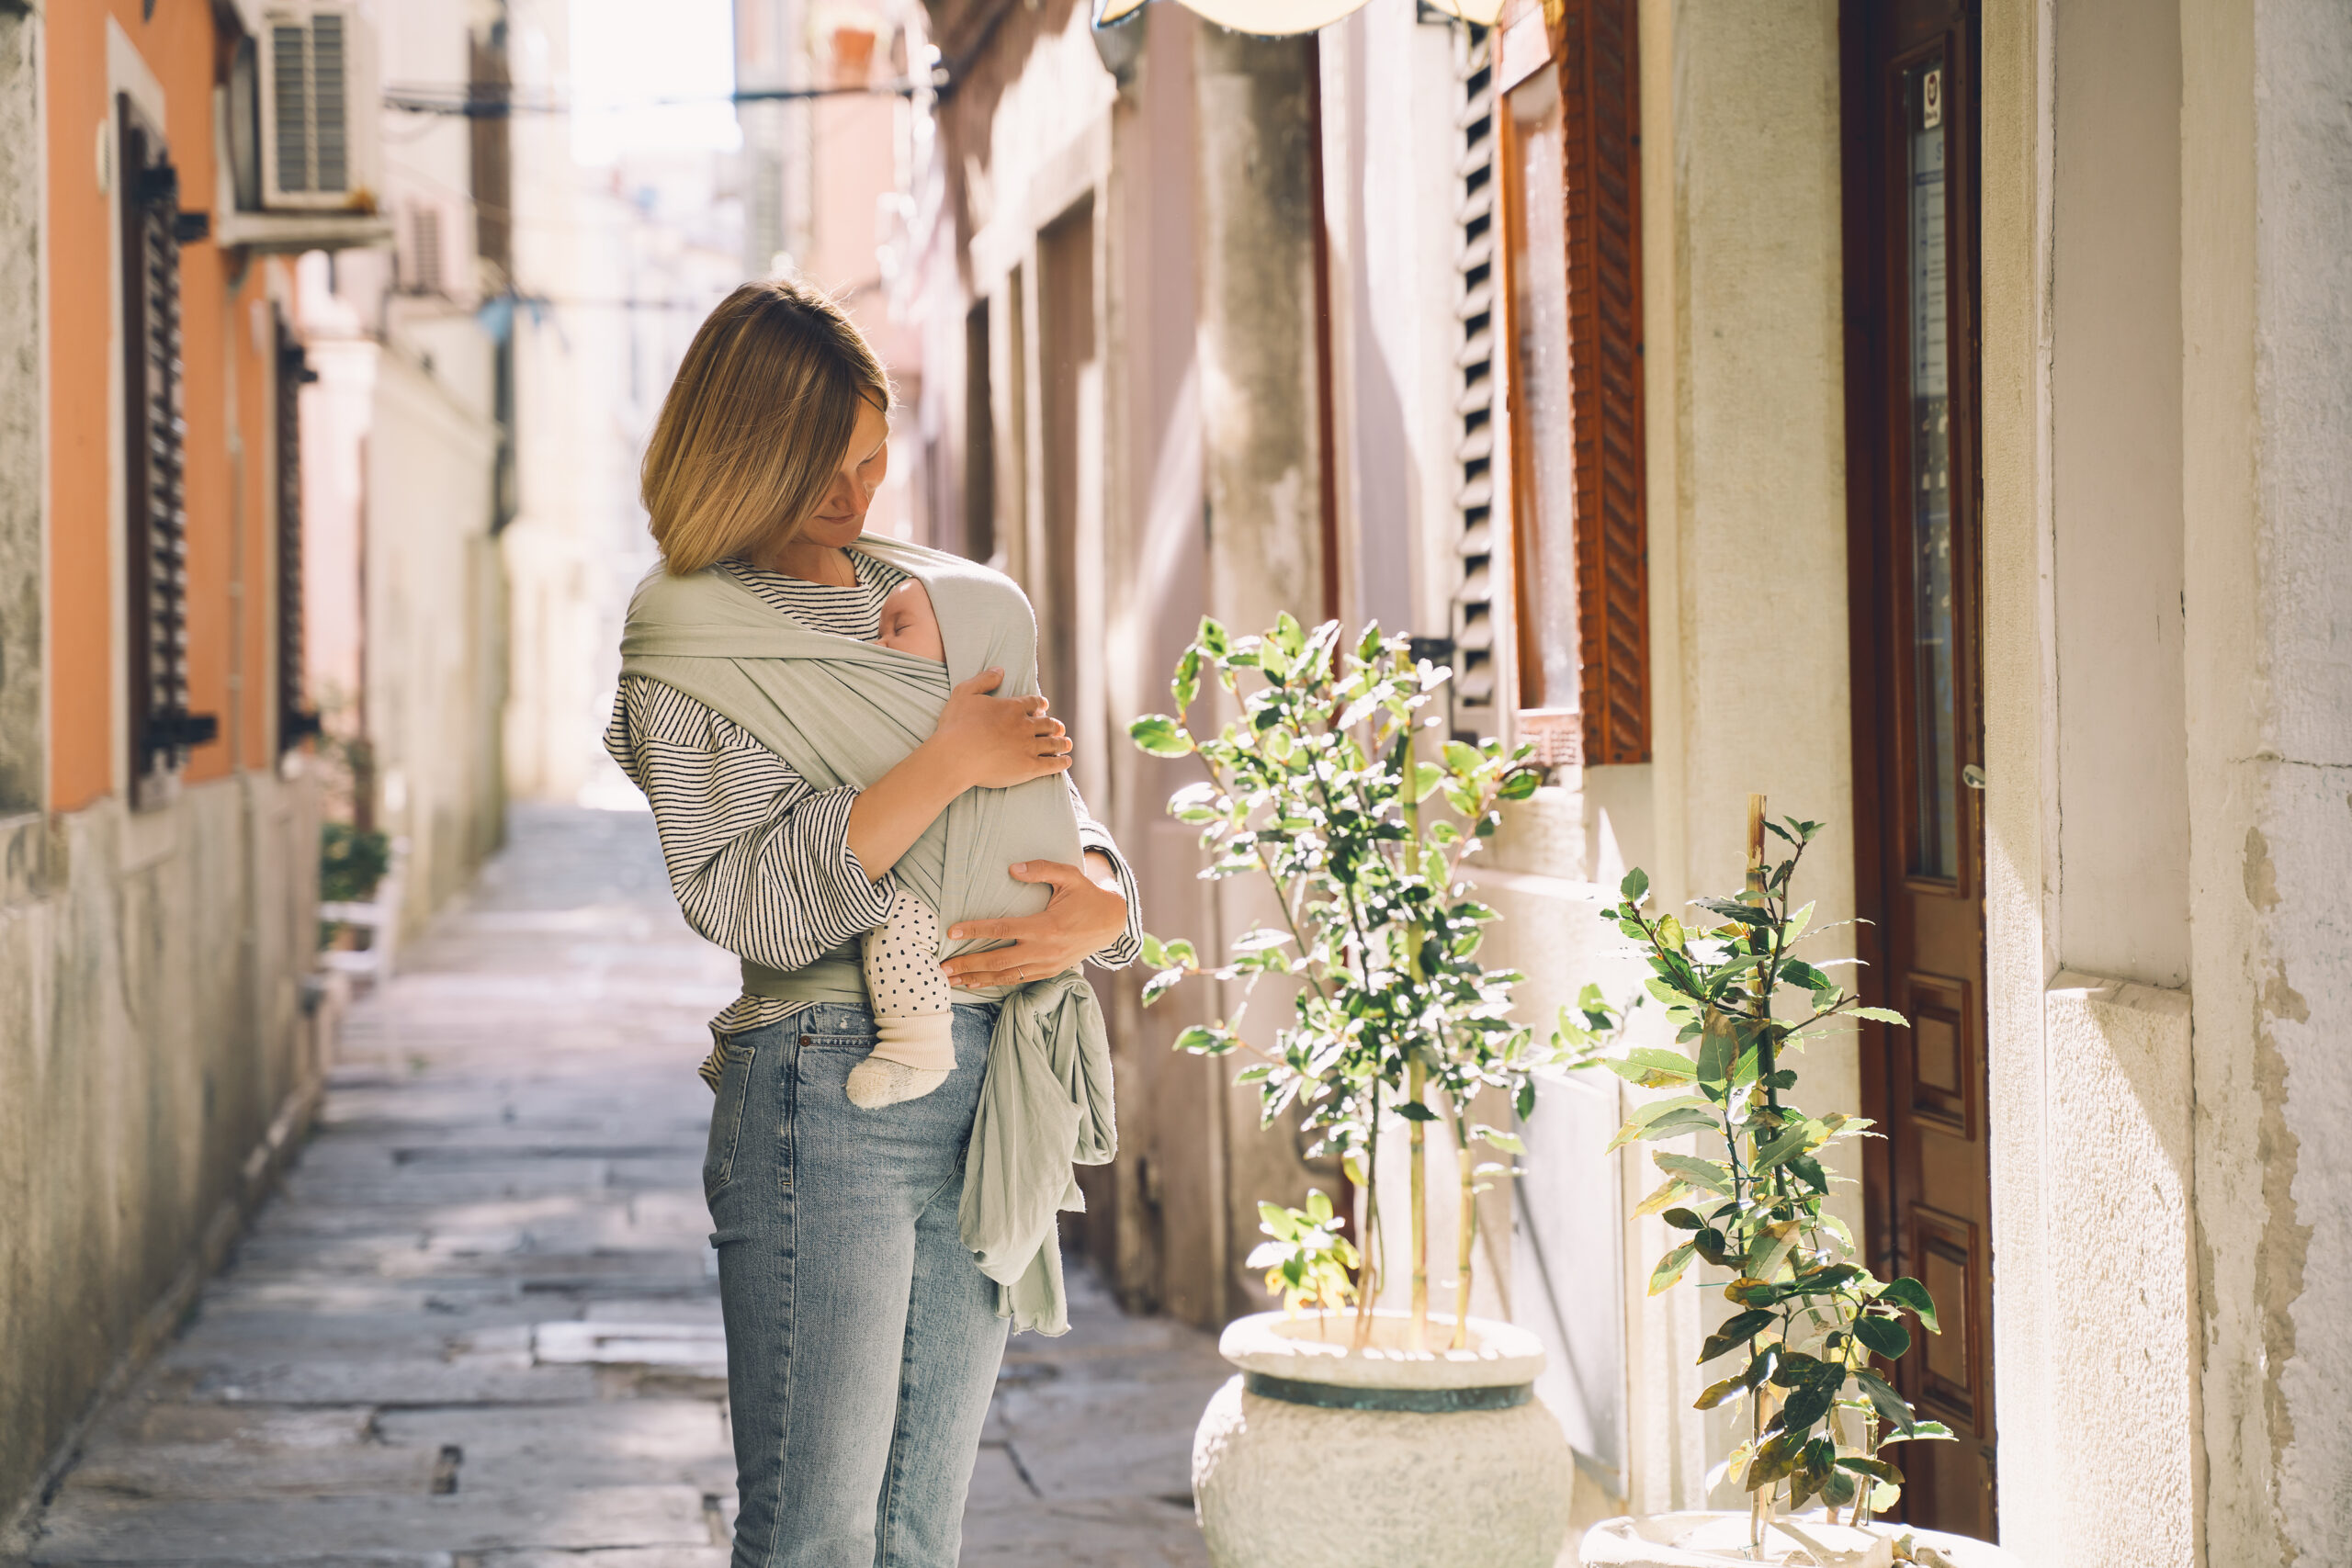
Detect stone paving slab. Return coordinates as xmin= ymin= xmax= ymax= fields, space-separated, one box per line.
xmin=8 ymin=807 xmax=1225 ymax=1568
xmin=30 ymin=1486 xmax=713 ymax=1560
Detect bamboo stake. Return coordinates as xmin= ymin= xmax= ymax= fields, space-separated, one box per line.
xmin=1400 ymin=713 xmax=1430 ymax=1353
xmin=1746 ymin=793 xmax=1769 ymax=894
xmin=1453 ymin=1109 xmax=1476 ymax=1349
xmin=1408 ymin=1056 xmax=1429 ymax=1350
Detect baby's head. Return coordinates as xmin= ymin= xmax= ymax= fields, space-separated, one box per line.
xmin=876 ymin=579 xmax=945 ymax=662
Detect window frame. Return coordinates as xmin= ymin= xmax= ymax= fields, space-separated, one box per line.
xmin=1491 ymin=0 xmax=1650 ymax=769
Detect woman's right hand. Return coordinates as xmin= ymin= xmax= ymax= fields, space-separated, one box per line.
xmin=930 ymin=668 xmax=1072 ymax=790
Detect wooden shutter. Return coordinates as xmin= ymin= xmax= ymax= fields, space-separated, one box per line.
xmin=276 ymin=311 xmax=321 ymax=751
xmin=1555 ymin=0 xmax=1647 ymax=763
xmin=1450 ymin=27 xmax=1503 ymax=739
xmin=119 ymin=97 xmax=215 ymax=803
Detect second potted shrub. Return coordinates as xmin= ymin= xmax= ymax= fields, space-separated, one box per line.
xmin=1567 ymin=801 xmax=2020 ymax=1568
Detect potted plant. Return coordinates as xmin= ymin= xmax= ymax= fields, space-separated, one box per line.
xmin=1567 ymin=799 xmax=2019 ymax=1568
xmin=1129 ymin=614 xmax=1574 ymax=1568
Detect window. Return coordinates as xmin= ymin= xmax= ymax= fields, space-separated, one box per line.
xmin=119 ymin=97 xmax=216 ymax=806
xmin=1493 ymin=0 xmax=1648 ymax=767
xmin=276 ymin=311 xmax=322 ymax=752
xmin=1448 ymin=27 xmax=1503 ymax=739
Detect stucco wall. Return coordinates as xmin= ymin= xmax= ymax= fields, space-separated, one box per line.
xmin=1640 ymin=0 xmax=1856 ymax=1513
xmin=0 ymin=6 xmax=40 ymax=816
xmin=1982 ymin=0 xmax=2352 ymax=1561
xmin=2181 ymin=0 xmax=2352 ymax=1562
xmin=1983 ymin=2 xmax=2208 ymax=1561
xmin=0 ymin=774 xmax=328 ymax=1527
xmin=1974 ymin=0 xmax=2058 ymax=1555
xmin=2043 ymin=976 xmax=2199 ymax=1565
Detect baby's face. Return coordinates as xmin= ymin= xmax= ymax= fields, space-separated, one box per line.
xmin=876 ymin=580 xmax=946 ymax=662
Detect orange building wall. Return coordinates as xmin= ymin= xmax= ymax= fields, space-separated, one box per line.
xmin=47 ymin=2 xmax=283 ymax=812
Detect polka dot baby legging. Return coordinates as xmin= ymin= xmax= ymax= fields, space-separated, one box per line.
xmin=846 ymin=886 xmax=956 ymax=1109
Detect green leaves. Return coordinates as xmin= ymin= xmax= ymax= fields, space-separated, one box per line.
xmin=1852 ymin=1314 xmax=1912 ymax=1359
xmin=1653 ymin=1152 xmax=1734 ymax=1195
xmin=1878 ymin=1275 xmax=1940 ymax=1332
xmin=1172 ymin=1024 xmax=1237 ymax=1055
xmin=1750 ymin=1117 xmax=1823 ymax=1171
xmin=1129 ymin=715 xmax=1194 ymax=757
xmin=1648 ymin=1242 xmax=1699 ymax=1295
xmin=1850 ymin=1006 xmax=1910 ymax=1026
xmin=1851 ymin=1368 xmax=1922 ymax=1438
xmin=1604 ymin=1104 xmax=1720 ymax=1151
xmin=1171 ymin=647 xmax=1203 ymax=711
xmin=1699 ymin=1310 xmax=1777 ymax=1364
xmin=1248 ymin=1188 xmax=1361 ymax=1314
xmin=1604 ymin=1047 xmax=1702 ymax=1089
xmin=1604 ymin=1094 xmax=1716 ymax=1150
xmin=1694 ymin=1011 xmax=1743 ymax=1084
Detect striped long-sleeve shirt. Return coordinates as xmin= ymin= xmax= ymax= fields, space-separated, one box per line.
xmin=604 ymin=551 xmax=1143 ymax=1086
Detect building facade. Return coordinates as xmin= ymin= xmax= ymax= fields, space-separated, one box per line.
xmin=901 ymin=0 xmax=2352 ymax=1562
xmin=297 ymin=0 xmax=513 ymax=932
xmin=0 ymin=0 xmax=340 ymax=1522
xmin=0 ymin=0 xmax=511 ymax=1528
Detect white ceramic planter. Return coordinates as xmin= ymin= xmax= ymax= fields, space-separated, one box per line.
xmin=1581 ymin=1511 xmax=2025 ymax=1568
xmin=1191 ymin=1310 xmax=1574 ymax=1568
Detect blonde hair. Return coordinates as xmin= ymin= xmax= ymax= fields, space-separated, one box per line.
xmin=641 ymin=280 xmax=892 ymax=575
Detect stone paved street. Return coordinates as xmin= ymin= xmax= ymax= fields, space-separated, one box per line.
xmin=12 ymin=806 xmax=1227 ymax=1568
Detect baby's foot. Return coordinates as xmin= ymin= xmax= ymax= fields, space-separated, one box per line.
xmin=846 ymin=1057 xmax=950 ymax=1109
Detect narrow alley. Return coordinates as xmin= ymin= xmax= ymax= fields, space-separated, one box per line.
xmin=11 ymin=807 xmax=1227 ymax=1568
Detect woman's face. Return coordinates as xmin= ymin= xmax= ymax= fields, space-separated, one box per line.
xmin=797 ymin=396 xmax=890 ymax=549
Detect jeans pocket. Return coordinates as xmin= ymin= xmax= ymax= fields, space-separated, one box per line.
xmin=703 ymin=1035 xmax=758 ymax=1201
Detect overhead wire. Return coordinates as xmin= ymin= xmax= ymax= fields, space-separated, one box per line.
xmin=381 ymin=81 xmax=920 ymax=116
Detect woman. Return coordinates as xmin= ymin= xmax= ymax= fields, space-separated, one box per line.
xmin=604 ymin=279 xmax=1139 ymax=1568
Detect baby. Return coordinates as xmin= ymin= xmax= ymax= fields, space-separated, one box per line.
xmin=845 ymin=579 xmax=960 ymax=1110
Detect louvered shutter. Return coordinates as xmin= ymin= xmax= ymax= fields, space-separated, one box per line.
xmin=1449 ymin=27 xmax=1504 ymax=739
xmin=276 ymin=311 xmax=321 ymax=751
xmin=119 ymin=98 xmax=216 ymax=802
xmin=1556 ymin=0 xmax=1647 ymax=764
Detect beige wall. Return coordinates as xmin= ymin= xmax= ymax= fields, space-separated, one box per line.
xmin=366 ymin=354 xmax=507 ymax=930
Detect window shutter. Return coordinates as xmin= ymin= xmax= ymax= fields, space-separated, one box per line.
xmin=1450 ymin=27 xmax=1503 ymax=738
xmin=1557 ymin=0 xmax=1647 ymax=763
xmin=276 ymin=312 xmax=321 ymax=752
xmin=119 ymin=98 xmax=216 ymax=802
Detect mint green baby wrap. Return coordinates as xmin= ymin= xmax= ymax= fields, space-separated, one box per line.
xmin=617 ymin=535 xmax=1114 ymax=1336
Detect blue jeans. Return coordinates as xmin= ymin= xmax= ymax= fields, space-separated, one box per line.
xmin=705 ymin=1002 xmax=1009 ymax=1568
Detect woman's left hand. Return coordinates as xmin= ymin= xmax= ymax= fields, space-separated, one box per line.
xmin=942 ymin=857 xmax=1128 ymax=988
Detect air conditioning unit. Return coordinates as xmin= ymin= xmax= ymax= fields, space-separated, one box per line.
xmin=396 ymin=197 xmax=466 ymax=297
xmin=258 ymin=4 xmax=380 ymax=212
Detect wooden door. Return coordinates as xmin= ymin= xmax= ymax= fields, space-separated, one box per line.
xmin=1840 ymin=0 xmax=1995 ymax=1540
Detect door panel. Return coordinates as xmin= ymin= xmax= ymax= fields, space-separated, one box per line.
xmin=1842 ymin=0 xmax=1995 ymax=1541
